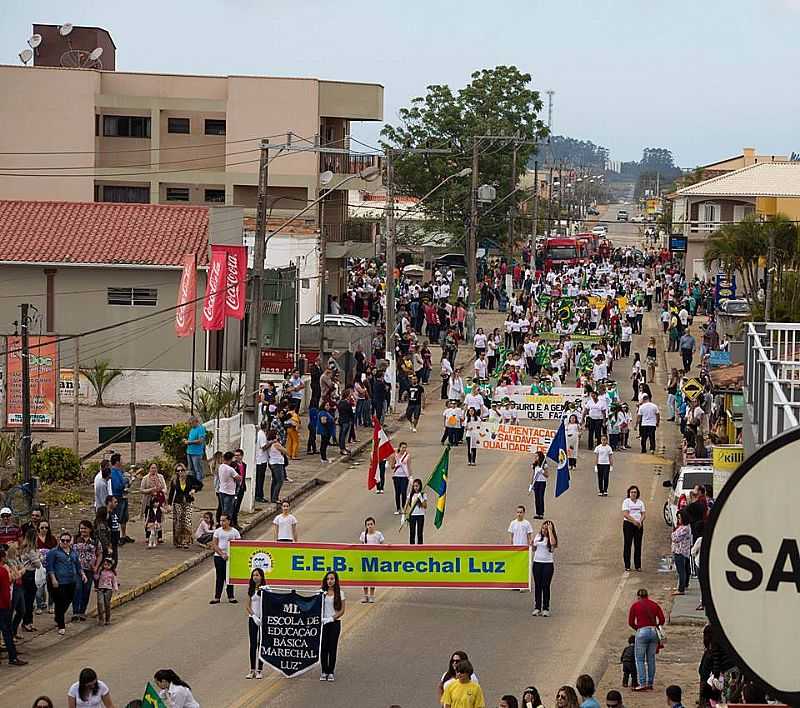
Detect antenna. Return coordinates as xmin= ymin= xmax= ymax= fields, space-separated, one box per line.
xmin=89 ymin=47 xmax=103 ymax=61
xmin=19 ymin=48 xmax=33 ymax=65
xmin=545 ymin=90 xmax=555 ymax=139
xmin=28 ymin=34 xmax=42 ymax=49
xmin=60 ymin=48 xmax=103 ymax=70
xmin=59 ymin=23 xmax=74 ymax=36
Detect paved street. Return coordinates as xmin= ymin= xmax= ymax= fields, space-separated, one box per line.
xmin=0 ymin=313 xmax=672 ymax=708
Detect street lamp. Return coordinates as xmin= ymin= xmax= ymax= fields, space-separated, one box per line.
xmin=317 ymin=165 xmax=381 ymax=359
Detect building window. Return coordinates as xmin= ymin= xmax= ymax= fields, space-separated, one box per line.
xmin=100 ymin=185 xmax=151 ymax=203
xmin=166 ymin=187 xmax=190 ymax=202
xmin=205 ymin=119 xmax=226 ymax=136
xmin=204 ymin=188 xmax=225 ymax=203
xmin=733 ymin=205 xmax=750 ymax=223
xmin=168 ymin=117 xmax=191 ymax=134
xmin=107 ymin=287 xmax=158 ymax=307
xmin=103 ymin=115 xmax=151 ymax=138
xmin=95 ymin=114 xmax=99 ymax=136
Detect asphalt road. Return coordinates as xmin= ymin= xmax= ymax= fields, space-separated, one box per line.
xmin=597 ymin=202 xmax=648 ymax=246
xmin=1 ymin=304 xmax=668 ymax=708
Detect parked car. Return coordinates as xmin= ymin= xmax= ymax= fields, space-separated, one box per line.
xmin=587 ymin=206 xmax=600 ymax=216
xmin=304 ymin=314 xmax=371 ymax=327
xmin=719 ymin=298 xmax=751 ymax=316
xmin=591 ymin=224 xmax=608 ymax=236
xmin=631 ymin=214 xmax=646 ymax=223
xmin=434 ymin=252 xmax=468 ymax=270
xmin=616 ymin=210 xmax=629 ymax=222
xmin=662 ymin=464 xmax=714 ymax=527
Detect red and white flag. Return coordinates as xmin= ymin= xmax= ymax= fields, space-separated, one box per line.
xmin=368 ymin=415 xmax=394 ymax=490
xmin=201 ymin=247 xmax=227 ymax=331
xmin=222 ymin=245 xmax=247 ymax=320
xmin=175 ymin=254 xmax=197 ymax=337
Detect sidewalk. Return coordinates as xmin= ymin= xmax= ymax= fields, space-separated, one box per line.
xmin=18 ymin=311 xmax=504 ymax=655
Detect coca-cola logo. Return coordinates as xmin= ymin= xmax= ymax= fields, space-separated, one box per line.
xmin=226 ymin=251 xmax=241 ymax=311
xmin=203 ymin=257 xmax=223 ymax=321
xmin=176 ymin=267 xmax=193 ymax=327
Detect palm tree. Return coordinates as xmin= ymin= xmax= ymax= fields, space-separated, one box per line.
xmin=81 ymin=359 xmax=123 ymax=407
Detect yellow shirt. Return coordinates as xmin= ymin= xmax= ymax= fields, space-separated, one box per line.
xmin=442 ymin=680 xmax=486 ymax=708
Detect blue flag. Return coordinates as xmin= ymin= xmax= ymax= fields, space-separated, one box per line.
xmin=546 ymin=420 xmax=570 ymax=497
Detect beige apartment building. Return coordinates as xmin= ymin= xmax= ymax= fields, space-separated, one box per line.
xmin=0 ymin=24 xmax=384 ymax=307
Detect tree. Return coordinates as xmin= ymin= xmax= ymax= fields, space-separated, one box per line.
xmin=381 ymin=66 xmax=549 ymax=246
xmin=81 ymin=359 xmax=122 ymax=407
xmin=177 ymin=375 xmax=242 ymax=421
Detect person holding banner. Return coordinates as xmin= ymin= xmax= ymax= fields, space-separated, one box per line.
xmin=245 ymin=567 xmax=267 ymax=679
xmin=320 ymin=571 xmax=346 ymax=681
xmin=529 ymin=451 xmax=549 ymax=520
xmin=359 ymin=517 xmax=384 ymax=603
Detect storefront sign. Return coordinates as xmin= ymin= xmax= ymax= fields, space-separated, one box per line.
xmin=669 ymin=234 xmax=688 ymax=252
xmin=260 ymin=349 xmax=320 ymax=373
xmin=709 ymin=350 xmax=732 ymax=367
xmin=474 ymin=422 xmax=554 ymax=454
xmin=5 ymin=336 xmax=59 ymax=428
xmin=59 ymin=369 xmax=89 ymax=402
xmin=702 ymin=427 xmax=800 ymax=704
xmin=259 ymin=589 xmax=323 ymax=677
xmin=228 ymin=541 xmax=530 ymax=589
xmin=712 ymin=444 xmax=745 ymax=493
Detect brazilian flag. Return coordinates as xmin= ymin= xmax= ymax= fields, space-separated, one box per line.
xmin=535 ymin=341 xmax=554 ymax=366
xmin=578 ymin=350 xmax=594 ymax=375
xmin=143 ymin=683 xmax=167 ymax=708
xmin=557 ymin=298 xmax=574 ymax=324
xmin=426 ymin=447 xmax=450 ymax=529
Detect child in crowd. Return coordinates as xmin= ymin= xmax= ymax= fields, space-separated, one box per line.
xmin=194 ymin=511 xmax=215 ymax=546
xmin=144 ymin=491 xmax=165 ymax=549
xmin=620 ymin=635 xmax=637 ymax=688
xmin=95 ymin=557 xmax=119 ymax=626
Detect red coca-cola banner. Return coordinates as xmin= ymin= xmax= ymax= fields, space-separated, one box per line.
xmin=223 ymin=245 xmax=247 ymax=320
xmin=201 ymin=247 xmax=227 ymax=331
xmin=175 ymin=254 xmax=197 ymax=337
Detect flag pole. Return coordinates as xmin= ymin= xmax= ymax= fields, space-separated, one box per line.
xmin=190 ymin=253 xmax=198 ymax=416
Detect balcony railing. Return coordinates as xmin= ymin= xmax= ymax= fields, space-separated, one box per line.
xmin=320 ymin=152 xmax=382 ymax=176
xmin=744 ymin=322 xmax=800 ymax=446
xmin=323 ymin=222 xmax=375 ymax=243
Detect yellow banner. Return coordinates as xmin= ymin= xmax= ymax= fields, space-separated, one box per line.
xmin=227 ymin=541 xmax=530 ymax=589
xmin=712 ymin=445 xmax=744 ymax=472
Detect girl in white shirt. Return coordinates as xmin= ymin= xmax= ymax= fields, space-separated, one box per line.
xmin=359 ymin=517 xmax=385 ymax=603
xmin=390 ymin=442 xmax=411 ymax=515
xmin=529 ymin=451 xmax=549 ymax=519
xmin=565 ymin=413 xmax=581 ymax=469
xmin=320 ymin=571 xmax=346 ymax=681
xmin=473 ymin=328 xmax=488 ymax=357
xmin=245 ymin=568 xmax=267 ymax=679
xmin=464 ymin=407 xmax=481 ymax=466
xmin=406 ymin=478 xmax=428 ymax=544
xmin=154 ymin=669 xmax=200 ymax=708
xmin=531 ymin=520 xmax=558 ymax=617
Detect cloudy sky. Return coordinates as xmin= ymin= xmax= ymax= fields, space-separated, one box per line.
xmin=3 ymin=0 xmax=799 ymax=166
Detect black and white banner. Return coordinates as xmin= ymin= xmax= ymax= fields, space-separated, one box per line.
xmin=259 ymin=589 xmax=323 ymax=677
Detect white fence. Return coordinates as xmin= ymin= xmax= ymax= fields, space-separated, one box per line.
xmin=204 ymin=412 xmax=242 ymax=458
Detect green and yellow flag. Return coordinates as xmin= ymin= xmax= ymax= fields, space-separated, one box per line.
xmin=426 ymin=446 xmax=450 ymax=529
xmin=143 ymin=682 xmax=167 ymax=708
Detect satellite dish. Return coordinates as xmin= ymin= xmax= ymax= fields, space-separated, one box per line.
xmin=19 ymin=48 xmax=33 ymax=65
xmin=89 ymin=47 xmax=103 ymax=61
xmin=61 ymin=49 xmax=103 ymax=70
xmin=28 ymin=34 xmax=42 ymax=49
xmin=59 ymin=23 xmax=74 ymax=36
xmin=319 ymin=170 xmax=334 ymax=186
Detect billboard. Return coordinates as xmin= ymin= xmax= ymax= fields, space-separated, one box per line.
xmin=5 ymin=336 xmax=59 ymax=428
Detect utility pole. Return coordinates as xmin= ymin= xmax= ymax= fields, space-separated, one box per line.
xmin=558 ymin=163 xmax=563 ymax=234
xmin=73 ymin=338 xmax=80 ymax=457
xmin=532 ymin=160 xmax=539 ymax=238
xmin=507 ymin=138 xmax=519 ymax=264
xmin=765 ymin=227 xmax=776 ymax=321
xmin=318 ymin=191 xmax=328 ymax=359
xmin=466 ymin=138 xmax=480 ymax=340
xmin=384 ymin=149 xmax=397 ymax=408
xmin=548 ymin=166 xmax=554 ymax=235
xmin=243 ymin=141 xmax=269 ymax=426
xmin=19 ymin=303 xmax=32 ymax=482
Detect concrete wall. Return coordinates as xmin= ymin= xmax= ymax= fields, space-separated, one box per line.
xmin=92 ymin=368 xmax=242 ymax=407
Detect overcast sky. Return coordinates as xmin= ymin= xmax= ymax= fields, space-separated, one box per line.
xmin=3 ymin=0 xmax=799 ymax=166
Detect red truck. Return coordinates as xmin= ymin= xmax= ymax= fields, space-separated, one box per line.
xmin=544 ymin=237 xmax=586 ymax=271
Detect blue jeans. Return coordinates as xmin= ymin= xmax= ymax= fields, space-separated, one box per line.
xmin=355 ymin=399 xmax=370 ymax=427
xmin=338 ymin=421 xmax=352 ymax=451
xmin=674 ymin=553 xmax=690 ymax=593
xmin=73 ymin=572 xmax=94 ymax=616
xmin=188 ymin=454 xmax=204 ymax=482
xmin=635 ymin=626 xmax=658 ymax=687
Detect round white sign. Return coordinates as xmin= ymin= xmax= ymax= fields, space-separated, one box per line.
xmin=702 ymin=426 xmax=800 ymax=702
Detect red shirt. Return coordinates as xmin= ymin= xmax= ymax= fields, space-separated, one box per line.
xmin=0 ymin=524 xmax=20 ymax=547
xmin=0 ymin=564 xmax=11 ymax=610
xmin=628 ymin=597 xmax=665 ymax=630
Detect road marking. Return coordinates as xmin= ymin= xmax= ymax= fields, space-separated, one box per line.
xmin=649 ymin=470 xmax=660 ymax=502
xmin=573 ymin=571 xmax=629 ymax=678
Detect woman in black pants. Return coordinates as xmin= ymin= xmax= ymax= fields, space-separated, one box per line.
xmin=529 ymin=451 xmax=549 ymax=519
xmin=320 ymin=571 xmax=346 ymax=681
xmin=407 ymin=478 xmax=427 ymax=544
xmin=245 ymin=568 xmax=267 ymax=679
xmin=531 ymin=520 xmax=557 ymax=617
xmin=390 ymin=442 xmax=411 ymax=515
xmin=621 ymin=485 xmax=646 ymax=571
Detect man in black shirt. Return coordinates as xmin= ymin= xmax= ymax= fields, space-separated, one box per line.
xmin=405 ymin=375 xmax=425 ymax=432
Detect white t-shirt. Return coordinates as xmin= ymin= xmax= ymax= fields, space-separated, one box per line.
xmin=322 ymin=589 xmax=345 ymax=621
xmin=217 ymin=463 xmax=239 ymax=495
xmin=622 ymin=497 xmax=646 ymax=523
xmin=474 ymin=358 xmax=488 ymax=378
xmin=213 ymin=526 xmax=241 ymax=556
xmin=474 ymin=333 xmax=487 ymax=348
xmin=638 ymin=401 xmax=659 ymax=426
xmin=594 ymin=444 xmax=613 ymax=465
xmin=508 ymin=518 xmax=533 ymax=546
xmin=585 ymin=398 xmax=607 ymax=420
xmin=532 ymin=533 xmax=554 ymax=563
xmin=273 ymin=513 xmax=297 ymax=541
xmin=464 ymin=393 xmax=484 ymax=413
xmin=359 ymin=530 xmax=385 ymax=544
xmin=409 ymin=491 xmax=427 ymax=516
xmin=255 ymin=429 xmax=269 ymax=465
xmin=68 ymin=680 xmax=110 ymax=707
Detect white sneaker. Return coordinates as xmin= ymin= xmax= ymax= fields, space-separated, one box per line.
xmin=368 ymin=596 xmax=375 ymax=603
xmin=542 ymin=610 xmax=551 ymax=617
xmin=327 ymin=674 xmax=335 ymax=681
xmin=255 ymin=671 xmax=263 ymax=679
xmin=531 ymin=609 xmax=540 ymax=616
xmin=245 ymin=670 xmax=256 ymax=679
xmin=320 ymin=674 xmax=328 ymax=681
xmin=393 ymin=510 xmax=400 ymax=515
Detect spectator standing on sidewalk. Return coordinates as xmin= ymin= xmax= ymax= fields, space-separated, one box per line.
xmin=168 ymin=464 xmax=202 ymax=549
xmin=72 ymin=521 xmax=100 ymax=622
xmin=217 ymin=451 xmax=242 ymax=518
xmin=636 ymin=393 xmax=660 ymax=454
xmin=627 ymin=588 xmax=665 ymax=691
xmin=109 ymin=453 xmax=134 ymax=545
xmin=254 ymin=420 xmax=269 ymax=503
xmin=184 ymin=416 xmax=207 ymax=483
xmin=671 ymin=510 xmax=692 ymax=594
xmin=576 ymin=674 xmax=600 ymax=707
xmin=46 ymin=531 xmax=84 ymax=635
xmin=94 ymin=557 xmax=118 ymax=626
xmin=665 ymin=684 xmax=685 ymax=708
xmin=679 ymin=330 xmax=696 ymax=372
xmin=317 ymin=402 xmax=337 ymax=463
xmin=0 ymin=547 xmax=26 ymax=665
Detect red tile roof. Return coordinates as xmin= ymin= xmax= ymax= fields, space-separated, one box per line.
xmin=0 ymin=200 xmax=212 ymax=267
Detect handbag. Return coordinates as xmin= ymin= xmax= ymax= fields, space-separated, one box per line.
xmin=34 ymin=564 xmax=47 ymax=588
xmin=655 ymin=623 xmax=666 ymax=643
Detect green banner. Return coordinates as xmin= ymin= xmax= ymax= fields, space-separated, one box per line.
xmin=228 ymin=541 xmax=530 ymax=589
xmin=143 ymin=683 xmax=167 ymax=708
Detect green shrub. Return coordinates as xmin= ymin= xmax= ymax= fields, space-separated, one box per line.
xmin=39 ymin=485 xmax=82 ymax=508
xmin=159 ymin=422 xmax=212 ymax=465
xmin=31 ymin=446 xmax=81 ymax=484
xmin=0 ymin=433 xmax=16 ymax=468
